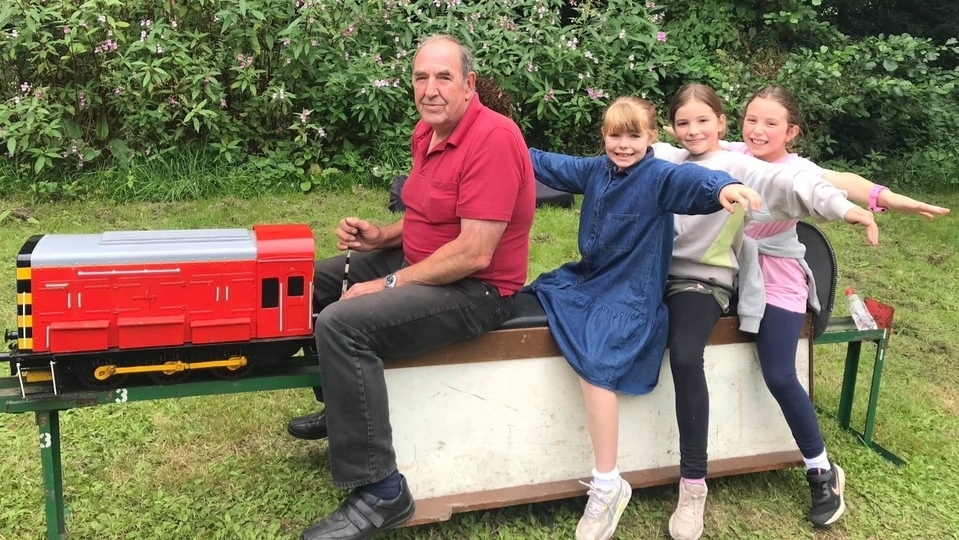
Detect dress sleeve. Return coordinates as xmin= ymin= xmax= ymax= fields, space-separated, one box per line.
xmin=528 ymin=148 xmax=593 ymax=194
xmin=654 ymin=161 xmax=739 ymax=216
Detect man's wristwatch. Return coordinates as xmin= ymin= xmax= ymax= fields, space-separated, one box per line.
xmin=869 ymin=184 xmax=889 ymax=213
xmin=384 ymin=273 xmax=397 ymax=289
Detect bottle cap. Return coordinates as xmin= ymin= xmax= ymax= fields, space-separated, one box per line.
xmin=844 ymin=287 xmax=855 ymax=295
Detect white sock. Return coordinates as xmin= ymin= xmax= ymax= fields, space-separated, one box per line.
xmin=804 ymin=449 xmax=831 ymax=472
xmin=592 ymin=467 xmax=622 ymax=492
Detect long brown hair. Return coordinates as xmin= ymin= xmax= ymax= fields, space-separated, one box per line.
xmin=746 ymin=85 xmax=804 ymax=147
xmin=667 ymin=83 xmax=726 ymax=136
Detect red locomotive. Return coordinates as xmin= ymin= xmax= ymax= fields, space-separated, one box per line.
xmin=5 ymin=224 xmax=317 ymax=391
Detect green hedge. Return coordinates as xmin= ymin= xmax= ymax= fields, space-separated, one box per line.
xmin=2 ymin=0 xmax=958 ymax=197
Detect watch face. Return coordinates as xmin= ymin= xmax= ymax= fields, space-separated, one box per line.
xmin=385 ymin=274 xmax=396 ymax=288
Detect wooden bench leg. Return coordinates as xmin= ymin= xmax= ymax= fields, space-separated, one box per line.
xmin=37 ymin=410 xmax=68 ymax=540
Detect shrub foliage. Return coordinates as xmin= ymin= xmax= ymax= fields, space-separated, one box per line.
xmin=1 ymin=0 xmax=958 ymax=196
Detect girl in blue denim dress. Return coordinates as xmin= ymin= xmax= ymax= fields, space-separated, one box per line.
xmin=525 ymin=96 xmax=760 ymax=540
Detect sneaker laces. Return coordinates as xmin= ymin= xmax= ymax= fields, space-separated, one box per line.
xmin=580 ymin=480 xmax=613 ymax=519
xmin=808 ymin=471 xmax=831 ymax=503
xmin=677 ymin=483 xmax=706 ymax=520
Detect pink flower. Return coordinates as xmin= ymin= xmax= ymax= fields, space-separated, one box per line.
xmin=656 ymin=31 xmax=667 ymax=42
xmin=586 ymin=87 xmax=606 ymax=100
xmin=63 ymin=27 xmax=70 ymax=34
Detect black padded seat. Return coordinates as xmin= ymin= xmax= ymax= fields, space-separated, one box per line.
xmin=500 ymin=292 xmax=549 ymax=330
xmin=796 ymin=220 xmax=838 ymax=339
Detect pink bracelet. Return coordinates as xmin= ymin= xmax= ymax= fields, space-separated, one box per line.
xmin=869 ymin=184 xmax=889 ymax=213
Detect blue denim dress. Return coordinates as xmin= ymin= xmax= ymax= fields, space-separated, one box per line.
xmin=525 ymin=148 xmax=737 ymax=395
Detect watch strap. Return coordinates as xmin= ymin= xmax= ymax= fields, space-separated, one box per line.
xmin=869 ymin=184 xmax=889 ymax=213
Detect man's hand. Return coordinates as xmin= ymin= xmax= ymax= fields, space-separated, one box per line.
xmin=341 ymin=279 xmax=386 ymax=300
xmin=718 ymin=184 xmax=763 ymax=214
xmin=336 ymin=217 xmax=384 ymax=252
xmin=844 ymin=206 xmax=880 ymax=246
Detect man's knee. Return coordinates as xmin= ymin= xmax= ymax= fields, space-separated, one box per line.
xmin=314 ymin=301 xmax=355 ymax=337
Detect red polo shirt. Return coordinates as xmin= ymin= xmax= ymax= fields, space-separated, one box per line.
xmin=401 ymin=96 xmax=535 ymax=296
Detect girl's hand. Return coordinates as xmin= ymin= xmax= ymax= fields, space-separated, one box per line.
xmin=879 ymin=191 xmax=951 ymax=219
xmin=843 ymin=207 xmax=880 ymax=246
xmin=718 ymin=184 xmax=763 ymax=214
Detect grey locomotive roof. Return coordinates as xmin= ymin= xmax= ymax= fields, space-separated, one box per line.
xmin=29 ymin=228 xmax=258 ymax=267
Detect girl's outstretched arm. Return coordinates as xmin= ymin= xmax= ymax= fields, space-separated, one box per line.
xmin=821 ymin=170 xmax=951 ymax=218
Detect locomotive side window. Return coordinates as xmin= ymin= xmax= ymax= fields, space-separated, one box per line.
xmin=261 ymin=278 xmax=279 ymax=308
xmin=287 ymin=276 xmax=304 ymax=297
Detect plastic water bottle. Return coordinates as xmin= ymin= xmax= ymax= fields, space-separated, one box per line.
xmin=845 ymin=288 xmax=878 ymax=331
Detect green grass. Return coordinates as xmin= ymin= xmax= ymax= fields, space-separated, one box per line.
xmin=1 ymin=190 xmax=957 ymax=539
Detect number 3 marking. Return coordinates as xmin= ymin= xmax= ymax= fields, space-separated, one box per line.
xmin=39 ymin=433 xmax=51 ymax=449
xmin=114 ymin=388 xmax=128 ymax=404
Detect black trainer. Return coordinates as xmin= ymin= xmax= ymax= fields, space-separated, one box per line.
xmin=300 ymin=476 xmax=415 ymax=540
xmin=807 ymin=462 xmax=846 ymax=528
xmin=287 ymin=409 xmax=328 ymax=440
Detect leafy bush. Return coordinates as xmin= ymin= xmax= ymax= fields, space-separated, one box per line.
xmin=2 ymin=0 xmax=958 ymax=199
xmin=1 ymin=0 xmax=677 ymax=196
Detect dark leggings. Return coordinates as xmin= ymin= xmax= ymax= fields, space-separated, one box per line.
xmin=755 ymin=304 xmax=825 ymax=459
xmin=667 ymin=291 xmax=723 ymax=480
xmin=669 ymin=294 xmax=827 ymax=479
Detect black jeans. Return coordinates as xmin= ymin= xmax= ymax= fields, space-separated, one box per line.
xmin=666 ymin=291 xmax=724 ymax=480
xmin=311 ymin=249 xmax=513 ymax=489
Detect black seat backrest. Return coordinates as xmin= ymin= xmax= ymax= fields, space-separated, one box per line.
xmin=796 ymin=221 xmax=838 ymax=338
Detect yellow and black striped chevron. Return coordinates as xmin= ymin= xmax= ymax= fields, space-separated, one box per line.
xmin=15 ymin=235 xmax=43 ymax=352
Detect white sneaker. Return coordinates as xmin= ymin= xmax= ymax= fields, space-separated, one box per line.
xmin=668 ymin=480 xmax=707 ymax=540
xmin=575 ymin=478 xmax=632 ymax=540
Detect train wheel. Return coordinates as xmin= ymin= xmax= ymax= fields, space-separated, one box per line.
xmin=76 ymin=358 xmax=129 ymax=390
xmin=211 ymin=357 xmax=255 ymax=380
xmin=146 ymin=360 xmax=192 ymax=385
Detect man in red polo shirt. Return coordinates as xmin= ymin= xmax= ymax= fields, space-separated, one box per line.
xmin=290 ymin=34 xmax=535 ymax=540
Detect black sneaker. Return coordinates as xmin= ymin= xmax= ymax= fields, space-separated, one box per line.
xmin=806 ymin=462 xmax=846 ymax=528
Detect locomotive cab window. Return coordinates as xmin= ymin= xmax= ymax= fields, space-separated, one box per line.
xmin=287 ymin=276 xmax=304 ymax=297
xmin=261 ymin=278 xmax=279 ymax=308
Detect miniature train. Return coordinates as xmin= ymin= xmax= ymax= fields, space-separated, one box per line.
xmin=4 ymin=224 xmax=318 ymax=391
